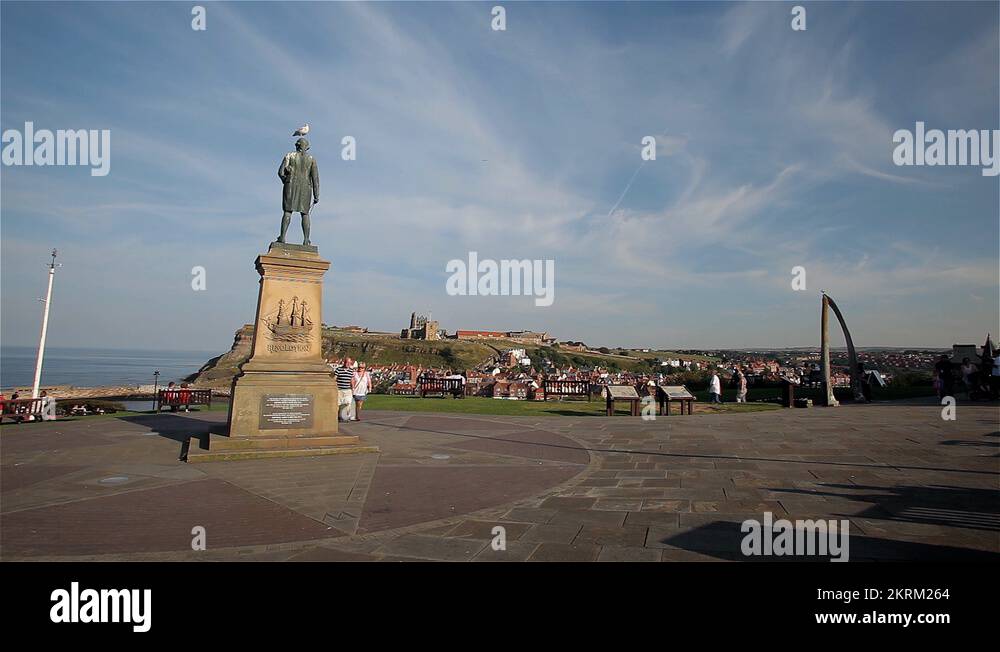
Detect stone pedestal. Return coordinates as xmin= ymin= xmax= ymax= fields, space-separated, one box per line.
xmin=187 ymin=242 xmax=377 ymax=462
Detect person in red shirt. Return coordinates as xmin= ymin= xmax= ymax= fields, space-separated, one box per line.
xmin=179 ymin=383 xmax=192 ymax=413
xmin=164 ymin=382 xmax=178 ymax=412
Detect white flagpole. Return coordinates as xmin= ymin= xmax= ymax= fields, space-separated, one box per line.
xmin=31 ymin=249 xmax=58 ymax=399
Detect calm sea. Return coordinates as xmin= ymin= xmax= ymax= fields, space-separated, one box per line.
xmin=0 ymin=346 xmax=217 ymax=390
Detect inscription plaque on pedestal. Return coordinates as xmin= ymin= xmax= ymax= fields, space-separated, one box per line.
xmin=259 ymin=394 xmax=314 ymax=429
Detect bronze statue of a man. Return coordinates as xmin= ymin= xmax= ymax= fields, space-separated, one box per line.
xmin=277 ymin=137 xmax=320 ymax=245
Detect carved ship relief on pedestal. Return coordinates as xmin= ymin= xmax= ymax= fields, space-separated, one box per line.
xmin=263 ymin=295 xmax=314 ymax=345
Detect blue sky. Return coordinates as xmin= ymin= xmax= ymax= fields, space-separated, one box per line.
xmin=2 ymin=1 xmax=997 ymax=352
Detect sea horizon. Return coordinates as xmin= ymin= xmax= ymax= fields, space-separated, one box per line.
xmin=0 ymin=345 xmax=219 ymax=390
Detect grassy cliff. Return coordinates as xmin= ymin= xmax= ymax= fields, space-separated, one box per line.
xmin=322 ymin=330 xmax=501 ymax=368
xmin=188 ymin=326 xmax=718 ymax=388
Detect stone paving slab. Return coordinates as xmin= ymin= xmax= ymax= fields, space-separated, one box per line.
xmin=574 ymin=524 xmax=648 ymax=547
xmin=196 ymin=454 xmax=378 ymax=535
xmin=0 ymin=478 xmax=338 ymax=557
xmin=359 ymin=464 xmax=582 ymax=533
xmin=598 ymin=545 xmax=663 ymax=562
xmin=1 ymin=464 xmax=87 ymax=493
xmin=287 ymin=547 xmax=380 ymax=562
xmin=501 ymin=507 xmax=557 ymax=523
xmin=442 ymin=519 xmax=533 ymax=541
xmin=374 ymin=534 xmax=489 ymax=561
xmin=472 ymin=540 xmax=539 ymax=562
xmin=2 ymin=403 xmax=998 ymax=562
xmin=548 ymin=509 xmax=628 ymax=528
xmin=528 ymin=542 xmax=600 ymax=562
xmin=520 ymin=524 xmax=583 ymax=544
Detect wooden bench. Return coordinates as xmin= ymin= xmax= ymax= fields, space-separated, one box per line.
xmin=0 ymin=397 xmax=46 ymax=423
xmin=604 ymin=385 xmax=641 ymax=416
xmin=389 ymin=383 xmax=418 ymax=396
xmin=655 ymin=385 xmax=695 ymax=415
xmin=543 ymin=379 xmax=592 ymax=402
xmin=156 ymin=389 xmax=212 ymax=412
xmin=418 ymin=377 xmax=465 ymax=398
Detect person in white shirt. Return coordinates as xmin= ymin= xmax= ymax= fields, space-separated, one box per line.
xmin=40 ymin=390 xmax=57 ymax=421
xmin=708 ymin=372 xmax=723 ymax=404
xmin=334 ymin=358 xmax=356 ymax=422
xmin=352 ymin=363 xmax=372 ymax=421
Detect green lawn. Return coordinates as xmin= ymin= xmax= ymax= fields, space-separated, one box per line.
xmin=360 ymin=394 xmax=779 ymax=417
xmin=3 ymin=384 xmax=936 ymax=428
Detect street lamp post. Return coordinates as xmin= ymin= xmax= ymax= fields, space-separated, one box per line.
xmin=31 ymin=249 xmax=60 ymax=400
xmin=152 ymin=370 xmax=160 ymax=412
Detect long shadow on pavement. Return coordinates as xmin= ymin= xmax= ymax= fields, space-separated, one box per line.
xmin=769 ymin=483 xmax=1000 ymax=532
xmin=116 ymin=413 xmax=225 ymax=459
xmin=658 ymin=520 xmax=1000 ymax=561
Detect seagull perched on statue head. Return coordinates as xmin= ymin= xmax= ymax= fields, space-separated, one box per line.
xmin=292 ymin=123 xmax=310 ymax=136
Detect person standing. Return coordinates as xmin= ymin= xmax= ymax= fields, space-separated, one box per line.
xmin=352 ymin=363 xmax=372 ymax=421
xmin=735 ymin=368 xmax=748 ymax=403
xmin=335 ymin=358 xmax=356 ymax=422
xmin=960 ymin=357 xmax=976 ymax=398
xmin=40 ymin=390 xmax=56 ymax=421
xmin=934 ymin=354 xmax=954 ymax=399
xmin=708 ymin=371 xmax=723 ymax=404
xmin=856 ymin=362 xmax=872 ymax=403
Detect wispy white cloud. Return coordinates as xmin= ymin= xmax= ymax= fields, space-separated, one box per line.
xmin=2 ymin=1 xmax=996 ymax=350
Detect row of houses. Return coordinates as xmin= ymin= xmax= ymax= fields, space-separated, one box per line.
xmin=452 ymin=330 xmax=553 ymax=344
xmin=330 ymin=349 xmax=877 ymax=400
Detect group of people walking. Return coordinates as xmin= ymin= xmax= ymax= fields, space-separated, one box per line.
xmin=935 ymin=353 xmax=999 ymax=400
xmin=333 ymin=357 xmax=372 ymax=421
xmin=707 ymin=368 xmax=749 ymax=404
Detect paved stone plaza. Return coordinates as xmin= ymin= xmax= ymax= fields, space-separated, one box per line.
xmin=1 ymin=402 xmax=997 ymax=561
